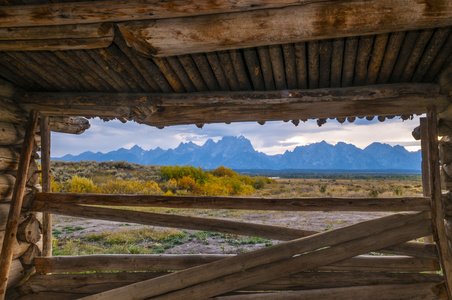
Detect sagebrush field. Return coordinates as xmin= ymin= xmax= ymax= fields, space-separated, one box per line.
xmin=48 ymin=161 xmax=423 ymax=256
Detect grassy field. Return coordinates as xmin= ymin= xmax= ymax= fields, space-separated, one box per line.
xmin=51 ymin=168 xmax=424 ymax=256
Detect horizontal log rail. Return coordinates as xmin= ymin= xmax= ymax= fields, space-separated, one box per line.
xmin=20 ymin=84 xmax=450 ymax=126
xmin=35 ymin=192 xmax=431 ymax=212
xmin=80 ymin=211 xmax=432 ymax=300
xmin=211 ymin=283 xmax=444 ymax=300
xmin=34 ymin=254 xmax=439 ymax=274
xmin=25 ymin=272 xmax=444 ymax=296
xmin=31 ymin=200 xmax=436 ymax=258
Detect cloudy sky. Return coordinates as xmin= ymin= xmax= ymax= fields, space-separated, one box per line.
xmin=50 ymin=116 xmax=423 ymax=158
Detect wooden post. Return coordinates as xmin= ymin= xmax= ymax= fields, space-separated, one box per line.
xmin=420 ymin=118 xmax=434 ymax=245
xmin=0 ymin=110 xmax=39 ymax=299
xmin=426 ymin=107 xmax=452 ymax=299
xmin=40 ymin=114 xmax=52 ymax=257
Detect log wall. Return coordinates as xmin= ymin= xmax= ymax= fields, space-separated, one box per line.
xmin=0 ymin=80 xmax=42 ymax=298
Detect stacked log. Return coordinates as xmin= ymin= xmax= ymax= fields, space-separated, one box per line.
xmin=0 ymin=80 xmax=42 ymax=297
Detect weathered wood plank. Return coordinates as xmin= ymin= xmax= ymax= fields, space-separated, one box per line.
xmin=117 ymin=0 xmax=452 ymax=57
xmin=0 ymin=37 xmax=114 ymax=51
xmin=0 ymin=147 xmax=20 ymax=171
xmin=0 ymin=1 xmax=342 ymax=28
xmin=377 ymin=31 xmax=405 ymax=84
xmin=146 ymin=218 xmax=433 ymax=300
xmin=33 ymin=254 xmax=439 ymax=274
xmin=32 ymin=201 xmax=317 ymax=241
xmin=211 ymin=283 xmax=444 ymax=300
xmin=23 ymin=272 xmax=444 ymax=295
xmin=40 ymin=115 xmax=51 ymax=258
xmin=0 ymin=110 xmax=38 ymax=299
xmin=48 ymin=117 xmax=90 ymax=135
xmin=80 ymin=211 xmax=431 ymax=300
xmin=35 ymin=192 xmax=431 ymax=212
xmin=21 ymin=84 xmax=449 ymax=126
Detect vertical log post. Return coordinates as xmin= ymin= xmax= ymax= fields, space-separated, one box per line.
xmin=425 ymin=106 xmax=452 ymax=298
xmin=420 ymin=118 xmax=434 ymax=245
xmin=0 ymin=110 xmax=39 ymax=300
xmin=40 ymin=115 xmax=52 ymax=257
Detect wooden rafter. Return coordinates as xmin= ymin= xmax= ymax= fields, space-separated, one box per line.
xmin=20 ymin=83 xmax=450 ymax=127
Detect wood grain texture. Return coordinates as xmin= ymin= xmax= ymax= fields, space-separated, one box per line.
xmin=0 ymin=110 xmax=38 ymax=299
xmin=35 ymin=192 xmax=431 ymax=212
xmin=80 ymin=211 xmax=431 ymax=300
xmin=21 ymin=84 xmax=449 ymax=126
xmin=117 ymin=0 xmax=452 ymax=57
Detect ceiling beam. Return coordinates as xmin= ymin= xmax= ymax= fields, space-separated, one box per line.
xmin=0 ymin=23 xmax=113 ymax=51
xmin=118 ymin=0 xmax=452 ymax=57
xmin=19 ymin=83 xmax=450 ymax=127
xmin=0 ymin=1 xmax=328 ymax=28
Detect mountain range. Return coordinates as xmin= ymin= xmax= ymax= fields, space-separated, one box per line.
xmin=54 ymin=136 xmax=422 ymax=171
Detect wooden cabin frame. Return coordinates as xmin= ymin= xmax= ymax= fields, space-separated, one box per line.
xmin=1 ymin=0 xmax=452 ymax=299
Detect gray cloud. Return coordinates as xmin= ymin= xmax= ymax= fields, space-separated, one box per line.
xmin=51 ymin=116 xmax=422 ymax=157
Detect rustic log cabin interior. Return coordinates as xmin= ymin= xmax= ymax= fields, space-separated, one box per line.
xmin=1 ymin=0 xmax=452 ymax=299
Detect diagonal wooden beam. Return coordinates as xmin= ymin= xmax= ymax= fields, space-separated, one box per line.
xmin=19 ymin=83 xmax=450 ymax=127
xmin=0 ymin=110 xmax=39 ymax=300
xmin=80 ymin=211 xmax=431 ymax=300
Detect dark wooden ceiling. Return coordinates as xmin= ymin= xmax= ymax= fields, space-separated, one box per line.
xmin=1 ymin=26 xmax=452 ymax=94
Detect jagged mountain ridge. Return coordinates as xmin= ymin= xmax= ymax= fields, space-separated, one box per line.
xmin=55 ymin=136 xmax=421 ymax=171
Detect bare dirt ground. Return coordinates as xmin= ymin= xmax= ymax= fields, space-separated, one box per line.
xmin=53 ymin=210 xmax=392 ymax=255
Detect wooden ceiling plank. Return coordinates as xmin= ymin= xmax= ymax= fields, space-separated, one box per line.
xmin=341 ymin=37 xmax=358 ymax=87
xmin=71 ymin=50 xmax=119 ymax=92
xmin=268 ymin=45 xmax=287 ymax=90
xmin=282 ymin=44 xmax=297 ymax=90
xmin=377 ymin=31 xmax=406 ymax=84
xmin=412 ymin=27 xmax=452 ymax=82
xmin=206 ymin=52 xmax=230 ymax=91
xmin=165 ymin=56 xmax=197 ymax=93
xmin=117 ymin=0 xmax=452 ymax=57
xmin=87 ymin=49 xmax=132 ymax=91
xmin=53 ymin=51 xmax=106 ymax=92
xmin=366 ymin=33 xmax=389 ymax=85
xmin=243 ymin=48 xmax=266 ymax=91
xmin=177 ymin=55 xmax=208 ymax=92
xmin=318 ymin=40 xmax=332 ymax=88
xmin=229 ymin=50 xmax=252 ymax=91
xmin=353 ymin=35 xmax=374 ymax=86
xmin=307 ymin=41 xmax=320 ymax=89
xmin=192 ymin=53 xmax=221 ymax=92
xmin=151 ymin=57 xmax=184 ymax=93
xmin=113 ymin=34 xmax=159 ymax=92
xmin=217 ymin=51 xmax=241 ymax=91
xmin=2 ymin=52 xmax=54 ymax=91
xmin=256 ymin=47 xmax=276 ymax=91
xmin=294 ymin=43 xmax=308 ymax=89
xmin=330 ymin=38 xmax=344 ymax=88
xmin=424 ymin=32 xmax=452 ymax=83
xmin=400 ymin=29 xmax=434 ymax=82
xmin=390 ymin=31 xmax=419 ymax=83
